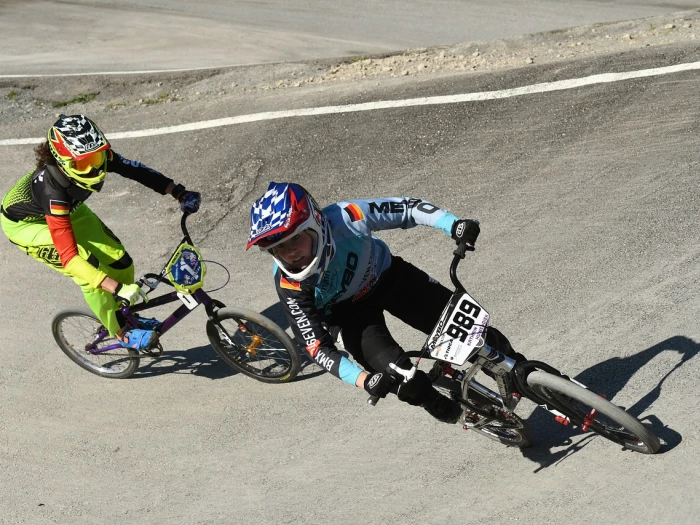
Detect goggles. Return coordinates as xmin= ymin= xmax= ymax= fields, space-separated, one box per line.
xmin=72 ymin=150 xmax=106 ymax=176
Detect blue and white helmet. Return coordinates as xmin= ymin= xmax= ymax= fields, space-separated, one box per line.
xmin=246 ymin=182 xmax=335 ymax=282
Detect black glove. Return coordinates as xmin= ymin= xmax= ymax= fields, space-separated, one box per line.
xmin=451 ymin=219 xmax=480 ymax=247
xmin=172 ymin=184 xmax=202 ymax=213
xmin=396 ymin=369 xmax=434 ymax=406
xmin=363 ymin=371 xmax=395 ymax=399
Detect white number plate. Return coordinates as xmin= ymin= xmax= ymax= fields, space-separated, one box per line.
xmin=427 ymin=292 xmax=489 ymax=366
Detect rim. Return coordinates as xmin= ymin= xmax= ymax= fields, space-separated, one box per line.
xmin=215 ymin=317 xmax=295 ymax=378
xmin=57 ymin=314 xmax=134 ymax=375
xmin=539 ymin=387 xmax=651 ymax=452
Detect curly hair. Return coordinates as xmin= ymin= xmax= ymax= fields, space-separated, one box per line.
xmin=34 ymin=141 xmax=56 ymax=169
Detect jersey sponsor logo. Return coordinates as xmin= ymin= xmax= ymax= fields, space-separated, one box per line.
xmin=352 ymin=278 xmax=376 ymax=302
xmin=343 ymin=203 xmax=365 ymax=222
xmin=49 ymin=200 xmax=70 ymax=216
xmin=306 ymin=339 xmax=321 ymax=358
xmin=286 ymin=297 xmax=316 ymax=346
xmin=314 ymin=350 xmax=335 ymax=372
xmin=340 ymin=252 xmax=359 ymax=293
xmin=368 ymin=199 xmax=439 ymax=215
xmin=280 ymin=276 xmax=301 ymax=291
xmin=34 ymin=246 xmax=62 ymax=267
xmin=367 ymin=373 xmax=383 ymax=389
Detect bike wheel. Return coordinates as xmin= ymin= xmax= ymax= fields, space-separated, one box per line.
xmin=526 ymin=371 xmax=660 ymax=454
xmin=206 ymin=307 xmax=301 ymax=383
xmin=461 ymin=381 xmax=534 ymax=448
xmin=52 ymin=309 xmax=139 ymax=379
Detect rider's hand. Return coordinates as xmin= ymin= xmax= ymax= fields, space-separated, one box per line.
xmin=179 ymin=191 xmax=201 ymax=213
xmin=451 ymin=219 xmax=480 ymax=247
xmin=363 ymin=371 xmax=395 ymax=398
xmin=114 ymin=283 xmax=148 ymax=306
xmin=172 ymin=184 xmax=202 ymax=214
xmin=396 ymin=369 xmax=434 ymax=406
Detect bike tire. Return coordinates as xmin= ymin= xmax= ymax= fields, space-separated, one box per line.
xmin=461 ymin=380 xmax=534 ymax=448
xmin=526 ymin=371 xmax=660 ymax=454
xmin=52 ymin=309 xmax=139 ymax=379
xmin=206 ymin=307 xmax=301 ymax=383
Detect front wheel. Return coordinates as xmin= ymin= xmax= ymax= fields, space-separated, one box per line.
xmin=461 ymin=380 xmax=534 ymax=448
xmin=526 ymin=371 xmax=660 ymax=454
xmin=206 ymin=307 xmax=301 ymax=383
xmin=52 ymin=308 xmax=139 ymax=379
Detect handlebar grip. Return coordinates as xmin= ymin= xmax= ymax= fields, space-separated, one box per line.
xmin=453 ymin=242 xmax=474 ymax=259
xmin=367 ymin=395 xmax=380 ymax=406
xmin=112 ymin=294 xmax=130 ymax=308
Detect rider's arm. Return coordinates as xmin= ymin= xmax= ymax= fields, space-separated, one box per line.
xmin=335 ymin=197 xmax=458 ymax=237
xmin=107 ymin=151 xmax=174 ymax=194
xmin=37 ymin=173 xmax=110 ymax=289
xmin=275 ymin=271 xmax=365 ymax=386
xmin=44 ymin=214 xmax=107 ymax=288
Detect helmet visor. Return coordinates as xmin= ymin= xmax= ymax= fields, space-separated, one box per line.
xmin=72 ymin=150 xmax=106 ymax=175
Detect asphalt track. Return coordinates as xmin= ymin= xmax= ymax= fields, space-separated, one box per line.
xmin=1 ymin=4 xmax=699 ymax=525
xmin=2 ymin=0 xmax=700 ymax=74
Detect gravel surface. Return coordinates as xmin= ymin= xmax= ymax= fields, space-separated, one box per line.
xmin=1 ymin=9 xmax=698 ymax=128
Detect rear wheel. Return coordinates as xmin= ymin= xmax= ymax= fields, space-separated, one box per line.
xmin=206 ymin=307 xmax=301 ymax=383
xmin=526 ymin=371 xmax=660 ymax=454
xmin=52 ymin=309 xmax=139 ymax=379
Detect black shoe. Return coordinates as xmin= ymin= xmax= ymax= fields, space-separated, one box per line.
xmin=422 ymin=392 xmax=463 ymax=424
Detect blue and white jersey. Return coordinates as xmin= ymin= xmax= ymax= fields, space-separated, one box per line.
xmin=274 ymin=197 xmax=458 ymax=386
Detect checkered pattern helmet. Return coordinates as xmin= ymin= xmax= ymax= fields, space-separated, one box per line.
xmin=247 ymin=182 xmax=335 ymax=282
xmin=48 ymin=114 xmax=110 ymax=192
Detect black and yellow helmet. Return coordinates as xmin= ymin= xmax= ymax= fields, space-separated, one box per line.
xmin=48 ymin=115 xmax=110 ymax=192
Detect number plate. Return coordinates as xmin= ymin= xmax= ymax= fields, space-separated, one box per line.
xmin=165 ymin=243 xmax=206 ymax=294
xmin=427 ymin=292 xmax=489 ymax=365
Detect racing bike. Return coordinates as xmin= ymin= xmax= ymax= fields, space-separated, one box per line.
xmin=51 ymin=212 xmax=301 ymax=382
xmin=369 ymin=234 xmax=661 ymax=454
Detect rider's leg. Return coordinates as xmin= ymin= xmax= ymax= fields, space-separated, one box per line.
xmin=69 ymin=205 xmax=136 ymax=336
xmin=485 ymin=326 xmax=525 ymax=362
xmin=381 ymin=256 xmax=525 ymax=363
xmin=1 ymin=214 xmax=120 ymax=334
xmin=2 ymin=206 xmax=137 ymax=337
xmin=330 ymin=286 xmax=461 ymax=424
xmin=375 ymin=256 xmax=453 ymax=334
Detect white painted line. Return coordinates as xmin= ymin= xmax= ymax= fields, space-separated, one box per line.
xmin=2 ymin=60 xmax=699 ymax=146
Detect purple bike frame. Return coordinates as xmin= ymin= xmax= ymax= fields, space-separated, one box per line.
xmin=86 ymin=213 xmax=220 ymax=354
xmin=87 ymin=288 xmax=217 ymax=354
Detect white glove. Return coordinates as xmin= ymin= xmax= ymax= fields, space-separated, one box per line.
xmin=114 ymin=283 xmax=148 ymax=306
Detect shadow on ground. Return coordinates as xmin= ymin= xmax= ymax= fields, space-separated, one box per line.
xmin=519 ymin=335 xmax=697 ymax=470
xmin=132 ymin=343 xmax=325 ymax=381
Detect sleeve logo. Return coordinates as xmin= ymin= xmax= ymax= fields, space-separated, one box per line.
xmin=49 ymin=200 xmax=70 ymax=216
xmin=280 ymin=277 xmax=301 ymax=291
xmin=343 ymin=203 xmax=365 ymax=222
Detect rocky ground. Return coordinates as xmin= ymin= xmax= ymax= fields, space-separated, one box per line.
xmin=0 ymin=8 xmax=698 ymax=126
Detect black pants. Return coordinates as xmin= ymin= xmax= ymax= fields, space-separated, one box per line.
xmin=327 ymin=256 xmax=452 ymax=374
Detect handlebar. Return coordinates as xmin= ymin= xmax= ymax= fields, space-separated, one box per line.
xmin=113 ymin=212 xmax=194 ymax=308
xmin=180 ymin=212 xmax=193 ymax=245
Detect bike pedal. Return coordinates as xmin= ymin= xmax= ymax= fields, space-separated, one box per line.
xmin=143 ymin=341 xmax=163 ymax=357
